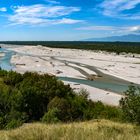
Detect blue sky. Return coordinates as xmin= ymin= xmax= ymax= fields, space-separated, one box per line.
xmin=0 ymin=0 xmax=140 ymax=41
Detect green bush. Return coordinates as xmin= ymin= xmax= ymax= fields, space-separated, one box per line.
xmin=120 ymin=86 xmax=140 ymax=124
xmin=0 ymin=117 xmax=6 ymax=129
xmin=4 ymin=71 xmax=23 ymax=86
xmin=42 ymin=108 xmax=60 ymax=123
xmin=47 ymin=97 xmax=70 ymax=121
xmin=5 ymin=119 xmax=23 ymax=129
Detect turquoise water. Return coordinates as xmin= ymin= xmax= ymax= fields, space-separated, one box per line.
xmin=0 ymin=48 xmax=15 ymax=70
xmin=59 ymin=77 xmax=129 ymax=94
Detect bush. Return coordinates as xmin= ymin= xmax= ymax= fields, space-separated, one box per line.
xmin=120 ymin=86 xmax=140 ymax=124
xmin=0 ymin=117 xmax=6 ymax=129
xmin=4 ymin=71 xmax=23 ymax=86
xmin=42 ymin=108 xmax=60 ymax=123
xmin=47 ymin=97 xmax=70 ymax=121
xmin=5 ymin=119 xmax=23 ymax=129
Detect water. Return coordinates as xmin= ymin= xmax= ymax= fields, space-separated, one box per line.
xmin=59 ymin=77 xmax=129 ymax=94
xmin=0 ymin=48 xmax=15 ymax=70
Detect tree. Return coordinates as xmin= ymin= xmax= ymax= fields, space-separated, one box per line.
xmin=120 ymin=86 xmax=140 ymax=124
xmin=47 ymin=97 xmax=70 ymax=121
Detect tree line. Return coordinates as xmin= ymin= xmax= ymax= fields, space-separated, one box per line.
xmin=1 ymin=41 xmax=140 ymax=54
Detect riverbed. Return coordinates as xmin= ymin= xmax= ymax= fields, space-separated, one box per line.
xmin=0 ymin=44 xmax=140 ymax=105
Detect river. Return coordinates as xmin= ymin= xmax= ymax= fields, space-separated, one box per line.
xmin=0 ymin=46 xmax=138 ymax=94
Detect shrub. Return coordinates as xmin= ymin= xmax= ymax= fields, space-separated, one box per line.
xmin=42 ymin=108 xmax=60 ymax=123
xmin=120 ymin=86 xmax=140 ymax=124
xmin=47 ymin=97 xmax=70 ymax=121
xmin=5 ymin=119 xmax=23 ymax=129
xmin=0 ymin=117 xmax=6 ymax=129
xmin=69 ymin=91 xmax=91 ymax=121
xmin=4 ymin=71 xmax=23 ymax=86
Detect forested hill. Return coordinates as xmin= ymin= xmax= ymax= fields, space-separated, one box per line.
xmin=0 ymin=41 xmax=140 ymax=54
xmin=83 ymin=34 xmax=140 ymax=42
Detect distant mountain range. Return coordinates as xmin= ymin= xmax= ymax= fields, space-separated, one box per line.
xmin=83 ymin=34 xmax=140 ymax=42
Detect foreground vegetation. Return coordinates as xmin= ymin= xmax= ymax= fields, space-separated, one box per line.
xmin=0 ymin=69 xmax=140 ymax=140
xmin=1 ymin=41 xmax=140 ymax=54
xmin=0 ymin=120 xmax=140 ymax=140
xmin=0 ymin=70 xmax=122 ymax=129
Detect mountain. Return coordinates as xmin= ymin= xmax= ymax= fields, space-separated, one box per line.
xmin=84 ymin=34 xmax=140 ymax=42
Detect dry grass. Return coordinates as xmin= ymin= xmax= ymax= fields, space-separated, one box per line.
xmin=0 ymin=120 xmax=140 ymax=140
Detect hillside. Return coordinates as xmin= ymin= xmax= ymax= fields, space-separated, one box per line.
xmin=0 ymin=120 xmax=140 ymax=140
xmin=84 ymin=34 xmax=140 ymax=42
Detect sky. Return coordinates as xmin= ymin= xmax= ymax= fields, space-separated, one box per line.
xmin=0 ymin=0 xmax=140 ymax=41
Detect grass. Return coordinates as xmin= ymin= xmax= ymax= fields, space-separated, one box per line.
xmin=0 ymin=120 xmax=140 ymax=140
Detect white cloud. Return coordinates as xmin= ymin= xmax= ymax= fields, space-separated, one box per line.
xmin=99 ymin=0 xmax=140 ymax=19
xmin=77 ymin=26 xmax=116 ymax=31
xmin=77 ymin=25 xmax=140 ymax=33
xmin=45 ymin=0 xmax=60 ymax=4
xmin=9 ymin=18 xmax=83 ymax=26
xmin=8 ymin=4 xmax=82 ymax=25
xmin=128 ymin=26 xmax=140 ymax=32
xmin=0 ymin=7 xmax=7 ymax=12
xmin=54 ymin=18 xmax=83 ymax=24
